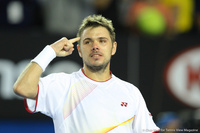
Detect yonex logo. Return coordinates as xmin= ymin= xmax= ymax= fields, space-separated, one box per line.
xmin=121 ymin=102 xmax=128 ymax=107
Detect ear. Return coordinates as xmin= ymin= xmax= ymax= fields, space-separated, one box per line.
xmin=77 ymin=44 xmax=82 ymax=58
xmin=111 ymin=42 xmax=117 ymax=55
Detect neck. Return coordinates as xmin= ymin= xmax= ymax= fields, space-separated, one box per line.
xmin=82 ymin=66 xmax=111 ymax=82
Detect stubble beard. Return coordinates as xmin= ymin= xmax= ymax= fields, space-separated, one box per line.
xmin=85 ymin=60 xmax=110 ymax=73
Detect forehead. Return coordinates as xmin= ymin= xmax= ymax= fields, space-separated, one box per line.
xmin=81 ymin=26 xmax=110 ymax=40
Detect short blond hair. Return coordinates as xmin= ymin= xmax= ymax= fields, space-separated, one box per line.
xmin=77 ymin=15 xmax=115 ymax=44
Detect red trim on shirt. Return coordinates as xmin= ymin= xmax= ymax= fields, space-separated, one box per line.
xmin=81 ymin=68 xmax=112 ymax=82
xmin=24 ymin=85 xmax=39 ymax=113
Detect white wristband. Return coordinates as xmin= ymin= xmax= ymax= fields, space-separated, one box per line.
xmin=31 ymin=45 xmax=56 ymax=72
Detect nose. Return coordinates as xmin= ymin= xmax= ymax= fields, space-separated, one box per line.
xmin=92 ymin=41 xmax=99 ymax=51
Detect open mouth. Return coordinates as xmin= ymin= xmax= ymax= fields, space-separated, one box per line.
xmin=91 ymin=54 xmax=101 ymax=57
xmin=90 ymin=53 xmax=103 ymax=60
xmin=90 ymin=53 xmax=102 ymax=57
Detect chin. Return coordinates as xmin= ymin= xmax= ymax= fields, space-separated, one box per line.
xmin=86 ymin=62 xmax=109 ymax=72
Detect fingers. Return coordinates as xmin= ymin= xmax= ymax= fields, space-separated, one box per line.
xmin=51 ymin=37 xmax=80 ymax=57
xmin=62 ymin=37 xmax=80 ymax=46
xmin=58 ymin=47 xmax=74 ymax=57
xmin=62 ymin=37 xmax=80 ymax=51
xmin=63 ymin=43 xmax=74 ymax=51
xmin=69 ymin=37 xmax=80 ymax=44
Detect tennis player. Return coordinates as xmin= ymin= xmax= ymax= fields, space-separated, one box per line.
xmin=13 ymin=15 xmax=160 ymax=133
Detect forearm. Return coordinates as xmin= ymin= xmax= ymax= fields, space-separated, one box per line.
xmin=13 ymin=62 xmax=42 ymax=99
xmin=13 ymin=37 xmax=80 ymax=99
xmin=13 ymin=46 xmax=56 ymax=99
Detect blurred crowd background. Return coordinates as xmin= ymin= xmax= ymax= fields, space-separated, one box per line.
xmin=0 ymin=0 xmax=200 ymax=132
xmin=1 ymin=0 xmax=200 ymax=36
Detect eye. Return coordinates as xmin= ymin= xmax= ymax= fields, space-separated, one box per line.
xmin=100 ymin=39 xmax=107 ymax=44
xmin=84 ymin=40 xmax=91 ymax=45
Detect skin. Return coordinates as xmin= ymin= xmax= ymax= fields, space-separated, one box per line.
xmin=13 ymin=26 xmax=117 ymax=99
xmin=77 ymin=26 xmax=117 ymax=81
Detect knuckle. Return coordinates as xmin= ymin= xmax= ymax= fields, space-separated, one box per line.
xmin=61 ymin=37 xmax=67 ymax=40
xmin=60 ymin=37 xmax=68 ymax=43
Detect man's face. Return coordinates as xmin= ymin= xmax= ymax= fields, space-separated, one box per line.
xmin=77 ymin=26 xmax=117 ymax=72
